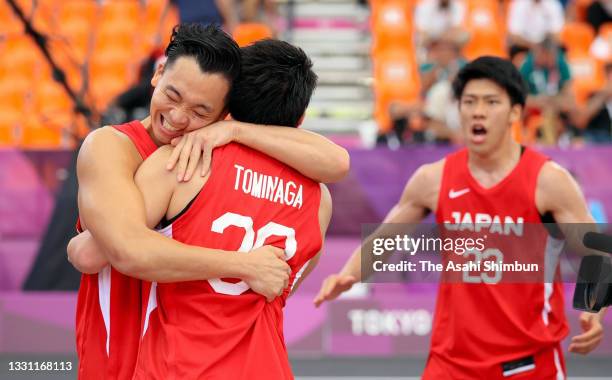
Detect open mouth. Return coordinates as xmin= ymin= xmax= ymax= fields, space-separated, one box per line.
xmin=472 ymin=125 xmax=487 ymax=135
xmin=470 ymin=124 xmax=487 ymax=143
xmin=159 ymin=115 xmax=179 ymax=136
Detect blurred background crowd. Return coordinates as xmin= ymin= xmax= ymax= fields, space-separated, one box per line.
xmin=2 ymin=3 xmax=612 ymax=375
xmin=1 ymin=0 xmax=611 ymax=151
xmin=374 ymin=0 xmax=612 ymax=147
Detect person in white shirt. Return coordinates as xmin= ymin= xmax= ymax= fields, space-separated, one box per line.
xmin=414 ymin=0 xmax=468 ymax=49
xmin=508 ymin=0 xmax=565 ymax=49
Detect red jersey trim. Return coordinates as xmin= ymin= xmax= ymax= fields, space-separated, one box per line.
xmin=112 ymin=120 xmax=158 ymax=160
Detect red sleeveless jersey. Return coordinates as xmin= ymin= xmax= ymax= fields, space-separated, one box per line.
xmin=424 ymin=147 xmax=569 ymax=379
xmin=134 ymin=142 xmax=322 ymax=380
xmin=75 ymin=120 xmax=157 ymax=380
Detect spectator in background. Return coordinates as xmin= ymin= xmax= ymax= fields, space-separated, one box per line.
xmin=419 ymin=38 xmax=466 ymax=95
xmin=388 ymin=37 xmax=465 ymax=144
xmin=509 ymin=44 xmax=530 ymax=69
xmin=587 ymin=0 xmax=612 ymax=33
xmin=414 ymin=0 xmax=468 ymax=57
xmin=508 ymin=0 xmax=565 ymax=49
xmin=419 ymin=37 xmax=465 ymax=143
xmin=103 ymin=49 xmax=166 ymax=126
xmin=168 ymin=0 xmax=239 ymax=33
xmin=520 ymin=36 xmax=578 ymax=144
xmin=241 ymin=0 xmax=279 ymax=27
xmin=521 ymin=37 xmax=571 ymax=97
xmin=590 ymin=32 xmax=612 ymax=62
xmin=576 ymin=63 xmax=612 ymax=144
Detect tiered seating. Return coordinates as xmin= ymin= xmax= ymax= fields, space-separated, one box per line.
xmin=561 ymin=22 xmax=596 ymax=57
xmin=560 ymin=23 xmax=604 ymax=105
xmin=462 ymin=0 xmax=506 ymax=59
xmin=370 ymin=0 xmax=419 ymax=133
xmin=0 ymin=0 xmax=179 ymax=148
xmin=233 ymin=23 xmax=274 ymax=47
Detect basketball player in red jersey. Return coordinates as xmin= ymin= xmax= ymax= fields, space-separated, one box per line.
xmin=120 ymin=39 xmax=330 ymax=379
xmin=315 ymin=56 xmax=605 ymax=379
xmin=68 ymin=25 xmax=348 ymax=380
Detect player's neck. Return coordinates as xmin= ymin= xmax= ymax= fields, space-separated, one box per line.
xmin=140 ymin=116 xmax=163 ymax=147
xmin=468 ymin=138 xmax=521 ymax=177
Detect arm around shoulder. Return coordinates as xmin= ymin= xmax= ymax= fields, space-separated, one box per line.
xmin=233 ymin=122 xmax=350 ymax=183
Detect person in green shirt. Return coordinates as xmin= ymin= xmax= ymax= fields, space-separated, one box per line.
xmin=519 ymin=36 xmax=578 ymax=144
xmin=520 ymin=36 xmax=572 ymax=96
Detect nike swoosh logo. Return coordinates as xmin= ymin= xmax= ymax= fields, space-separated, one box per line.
xmin=449 ymin=188 xmax=470 ymax=199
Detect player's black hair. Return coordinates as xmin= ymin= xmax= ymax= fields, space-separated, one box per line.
xmin=165 ymin=23 xmax=241 ymax=96
xmin=452 ymin=56 xmax=528 ymax=107
xmin=228 ymin=39 xmax=318 ymax=128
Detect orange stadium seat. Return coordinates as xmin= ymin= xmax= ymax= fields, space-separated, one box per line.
xmin=36 ymin=45 xmax=85 ymax=94
xmin=90 ymin=47 xmax=134 ymax=83
xmin=373 ymin=50 xmax=421 ymax=132
xmin=34 ymin=80 xmax=73 ymax=119
xmin=20 ymin=118 xmax=63 ymax=148
xmin=0 ymin=123 xmax=15 ymax=146
xmin=0 ymin=1 xmax=25 ymax=34
xmin=90 ymin=74 xmax=130 ymax=110
xmin=57 ymin=18 xmax=94 ymax=63
xmin=370 ymin=0 xmax=413 ymax=53
xmin=370 ymin=0 xmax=414 ymax=25
xmin=0 ymin=85 xmax=28 ymax=114
xmin=567 ymin=54 xmax=604 ymax=105
xmin=58 ymin=0 xmax=98 ymax=27
xmin=29 ymin=0 xmax=56 ymax=33
xmin=560 ymin=22 xmax=595 ymax=57
xmin=158 ymin=4 xmax=180 ymax=48
xmin=233 ymin=23 xmax=273 ymax=47
xmin=3 ymin=35 xmax=41 ymax=79
xmin=463 ymin=0 xmax=505 ymax=60
xmin=463 ymin=30 xmax=507 ymax=60
xmin=373 ymin=50 xmax=420 ymax=96
xmin=142 ymin=0 xmax=169 ymax=49
xmin=0 ymin=74 xmax=32 ymax=101
xmin=144 ymin=0 xmax=168 ymax=19
xmin=0 ymin=81 xmax=28 ymax=146
xmin=95 ymin=20 xmax=139 ymax=53
xmin=465 ymin=0 xmax=502 ymax=31
xmin=100 ymin=1 xmax=141 ymax=24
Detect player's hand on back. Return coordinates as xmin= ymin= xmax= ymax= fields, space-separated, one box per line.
xmin=313 ymin=274 xmax=357 ymax=307
xmin=166 ymin=120 xmax=236 ymax=182
xmin=243 ymin=245 xmax=292 ymax=302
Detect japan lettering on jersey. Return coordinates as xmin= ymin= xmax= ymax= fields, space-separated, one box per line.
xmin=75 ymin=120 xmax=157 ymax=380
xmin=424 ymin=147 xmax=568 ymax=379
xmin=134 ymin=142 xmax=322 ymax=380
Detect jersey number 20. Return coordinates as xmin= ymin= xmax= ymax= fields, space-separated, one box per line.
xmin=210 ymin=212 xmax=297 ymax=295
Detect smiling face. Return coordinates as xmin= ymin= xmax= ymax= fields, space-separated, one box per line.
xmin=458 ymin=79 xmax=522 ymax=155
xmin=149 ymin=56 xmax=230 ymax=146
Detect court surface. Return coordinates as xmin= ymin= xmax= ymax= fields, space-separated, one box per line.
xmin=2 ymin=355 xmax=611 ymax=379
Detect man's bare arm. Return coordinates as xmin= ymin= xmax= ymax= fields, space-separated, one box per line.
xmin=290 ymin=184 xmax=333 ymax=295
xmin=314 ymin=161 xmax=442 ymax=306
xmin=75 ymin=127 xmax=285 ymax=285
xmin=536 ymin=161 xmax=606 ymax=354
xmin=167 ymin=120 xmax=350 ymax=183
xmin=67 ymin=231 xmax=107 ymax=274
xmin=233 ymin=122 xmax=350 ymax=183
xmin=536 ymin=161 xmax=597 ymax=252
